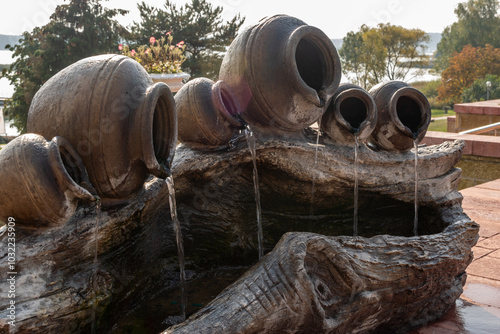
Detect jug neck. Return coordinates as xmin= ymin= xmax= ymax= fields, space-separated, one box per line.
xmin=285 ymin=25 xmax=341 ymax=108
xmin=49 ymin=136 xmax=97 ymax=202
xmin=134 ymin=82 xmax=177 ymax=179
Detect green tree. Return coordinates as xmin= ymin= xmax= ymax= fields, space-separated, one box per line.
xmin=340 ymin=24 xmax=429 ymax=89
xmin=435 ymin=0 xmax=500 ymax=70
xmin=131 ymin=0 xmax=245 ymax=79
xmin=1 ymin=0 xmax=127 ymax=133
xmin=462 ymin=74 xmax=500 ymax=102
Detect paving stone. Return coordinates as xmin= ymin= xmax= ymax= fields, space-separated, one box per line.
xmin=466 ymin=256 xmax=500 ymax=281
xmin=472 ymin=246 xmax=496 ymax=261
xmin=477 ymin=234 xmax=500 ymax=250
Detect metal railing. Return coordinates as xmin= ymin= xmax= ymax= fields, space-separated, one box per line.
xmin=459 ymin=122 xmax=500 ymax=136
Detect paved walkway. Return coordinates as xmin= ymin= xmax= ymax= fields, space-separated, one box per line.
xmin=413 ymin=179 xmax=500 ymax=333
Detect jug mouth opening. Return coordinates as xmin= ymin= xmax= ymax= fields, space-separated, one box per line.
xmin=212 ymin=80 xmax=244 ymax=128
xmin=50 ymin=136 xmax=97 ymax=202
xmin=142 ymin=83 xmax=177 ymax=179
xmin=389 ymin=87 xmax=431 ymax=140
xmin=287 ymin=26 xmax=341 ymax=107
xmin=339 ymin=96 xmax=368 ymax=134
xmin=329 ymin=88 xmax=376 ymax=138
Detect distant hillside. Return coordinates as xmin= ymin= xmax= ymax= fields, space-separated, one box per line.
xmin=331 ymin=32 xmax=442 ymax=54
xmin=332 ymin=39 xmax=343 ymax=51
xmin=426 ymin=33 xmax=441 ymax=54
xmin=0 ymin=35 xmax=22 ymax=50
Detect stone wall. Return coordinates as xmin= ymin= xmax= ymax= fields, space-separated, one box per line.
xmin=453 ymin=99 xmax=500 ymax=134
xmin=422 ymin=131 xmax=500 ymax=189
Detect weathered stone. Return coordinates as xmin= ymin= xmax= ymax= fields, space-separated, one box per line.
xmin=165 ymin=220 xmax=478 ymax=334
xmin=0 ymin=135 xmax=476 ymax=333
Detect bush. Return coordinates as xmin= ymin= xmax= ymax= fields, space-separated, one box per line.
xmin=462 ymin=74 xmax=500 ymax=102
xmin=413 ymin=80 xmax=451 ymax=109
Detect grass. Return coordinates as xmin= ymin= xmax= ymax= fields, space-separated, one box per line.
xmin=428 ymin=119 xmax=448 ymax=132
xmin=427 ymin=109 xmax=456 ymax=132
xmin=431 ymin=109 xmax=455 ymax=118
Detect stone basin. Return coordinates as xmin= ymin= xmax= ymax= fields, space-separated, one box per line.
xmin=0 ymin=134 xmax=478 ymax=333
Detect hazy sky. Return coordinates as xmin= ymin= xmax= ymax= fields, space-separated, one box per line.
xmin=1 ymin=0 xmax=464 ymax=38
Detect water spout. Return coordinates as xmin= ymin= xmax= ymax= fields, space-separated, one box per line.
xmin=166 ymin=176 xmax=187 ymax=320
xmin=91 ymin=199 xmax=101 ymax=334
xmin=244 ymin=125 xmax=264 ymax=259
xmin=354 ymin=135 xmax=360 ymax=236
xmin=310 ymin=118 xmax=322 ymax=217
xmin=414 ymin=140 xmax=419 ymax=236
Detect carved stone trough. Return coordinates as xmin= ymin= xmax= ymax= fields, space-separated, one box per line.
xmin=0 ymin=14 xmax=478 ymax=334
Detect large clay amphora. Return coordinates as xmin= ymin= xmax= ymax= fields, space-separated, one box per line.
xmin=0 ymin=134 xmax=96 ymax=227
xmin=321 ymin=83 xmax=377 ymax=145
xmin=27 ymin=54 xmax=177 ymax=202
xmin=368 ymin=81 xmax=431 ymax=152
xmin=219 ymin=15 xmax=341 ymax=134
xmin=176 ymin=78 xmax=244 ymax=149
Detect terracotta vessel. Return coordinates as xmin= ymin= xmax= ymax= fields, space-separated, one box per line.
xmin=219 ymin=15 xmax=341 ymax=133
xmin=27 ymin=54 xmax=177 ymax=201
xmin=0 ymin=134 xmax=96 ymax=226
xmin=320 ymin=83 xmax=377 ymax=145
xmin=176 ymin=78 xmax=244 ymax=149
xmin=368 ymin=81 xmax=431 ymax=152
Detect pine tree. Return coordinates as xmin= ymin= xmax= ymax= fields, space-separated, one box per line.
xmin=131 ymin=0 xmax=245 ymax=79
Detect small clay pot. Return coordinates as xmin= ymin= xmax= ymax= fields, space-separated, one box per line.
xmin=27 ymin=54 xmax=177 ymax=201
xmin=175 ymin=78 xmax=244 ymax=148
xmin=0 ymin=134 xmax=96 ymax=227
xmin=320 ymin=83 xmax=377 ymax=145
xmin=368 ymin=81 xmax=431 ymax=152
xmin=219 ymin=15 xmax=341 ymax=133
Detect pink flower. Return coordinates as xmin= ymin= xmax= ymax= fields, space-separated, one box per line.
xmin=145 ymin=48 xmax=150 ymax=55
xmin=166 ymin=31 xmax=172 ymax=35
xmin=118 ymin=44 xmax=123 ymax=51
xmin=176 ymin=41 xmax=185 ymax=47
xmin=131 ymin=49 xmax=136 ymax=56
xmin=150 ymin=36 xmax=156 ymax=44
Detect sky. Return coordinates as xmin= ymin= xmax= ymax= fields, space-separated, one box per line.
xmin=1 ymin=0 xmax=465 ymax=39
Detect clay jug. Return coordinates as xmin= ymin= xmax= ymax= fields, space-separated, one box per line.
xmin=219 ymin=15 xmax=341 ymax=134
xmin=0 ymin=134 xmax=96 ymax=227
xmin=27 ymin=54 xmax=177 ymax=202
xmin=368 ymin=81 xmax=431 ymax=152
xmin=176 ymin=78 xmax=244 ymax=149
xmin=320 ymin=84 xmax=377 ymax=145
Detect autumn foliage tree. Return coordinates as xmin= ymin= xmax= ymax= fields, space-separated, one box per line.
xmin=435 ymin=0 xmax=500 ymax=70
xmin=437 ymin=44 xmax=500 ymax=103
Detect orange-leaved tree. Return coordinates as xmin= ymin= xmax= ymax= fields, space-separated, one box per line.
xmin=438 ymin=44 xmax=500 ymax=103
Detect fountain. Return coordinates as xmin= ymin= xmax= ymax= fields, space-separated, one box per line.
xmin=0 ymin=15 xmax=478 ymax=334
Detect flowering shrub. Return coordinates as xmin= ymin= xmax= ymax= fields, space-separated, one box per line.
xmin=119 ymin=33 xmax=186 ymax=74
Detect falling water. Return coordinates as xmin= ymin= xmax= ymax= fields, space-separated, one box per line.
xmin=310 ymin=119 xmax=322 ymax=218
xmin=244 ymin=125 xmax=264 ymax=260
xmin=166 ymin=176 xmax=187 ymax=320
xmin=91 ymin=199 xmax=101 ymax=334
xmin=353 ymin=135 xmax=360 ymax=237
xmin=413 ymin=140 xmax=419 ymax=236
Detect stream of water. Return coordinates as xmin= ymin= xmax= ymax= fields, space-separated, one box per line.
xmin=166 ymin=176 xmax=187 ymax=320
xmin=91 ymin=199 xmax=101 ymax=334
xmin=353 ymin=135 xmax=359 ymax=237
xmin=310 ymin=119 xmax=322 ymax=218
xmin=244 ymin=125 xmax=264 ymax=260
xmin=414 ymin=140 xmax=419 ymax=236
